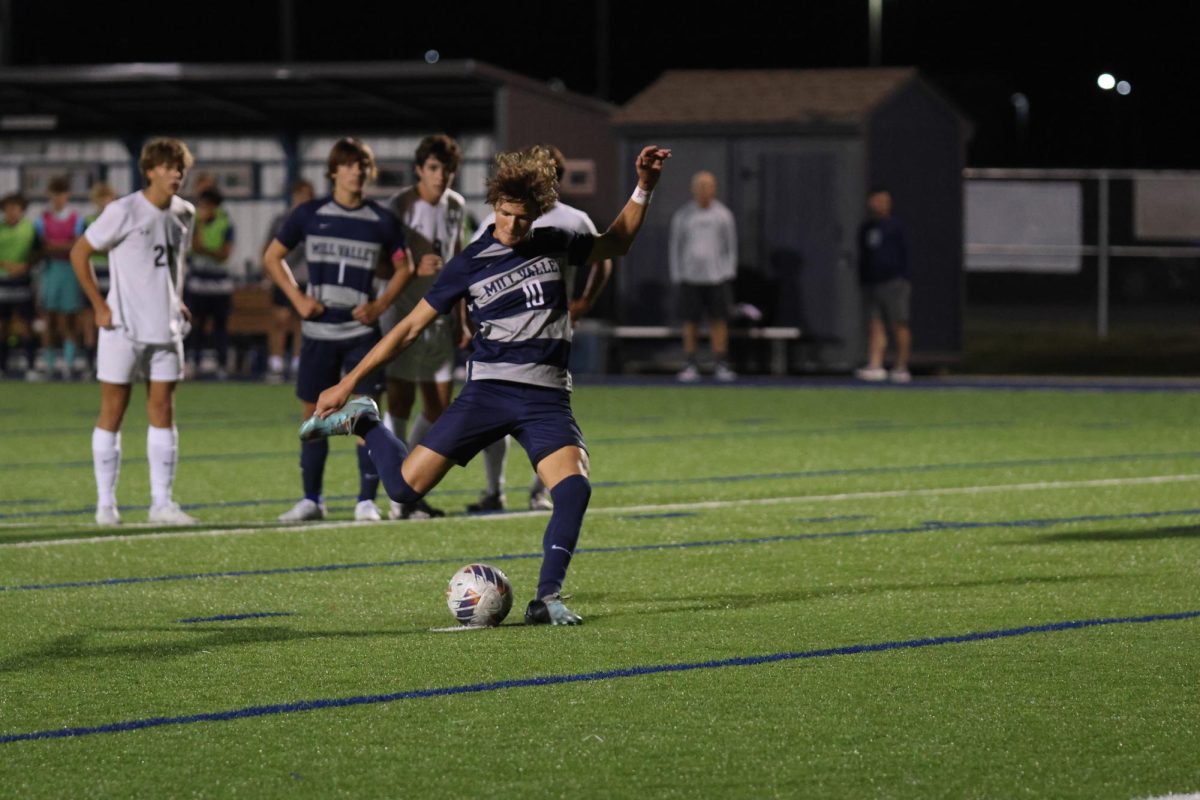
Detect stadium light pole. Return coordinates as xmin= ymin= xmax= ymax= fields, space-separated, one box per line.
xmin=595 ymin=0 xmax=610 ymax=100
xmin=869 ymin=0 xmax=882 ymax=66
xmin=279 ymin=0 xmax=296 ymax=62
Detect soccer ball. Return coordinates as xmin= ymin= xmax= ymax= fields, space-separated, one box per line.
xmin=446 ymin=563 xmax=514 ymax=627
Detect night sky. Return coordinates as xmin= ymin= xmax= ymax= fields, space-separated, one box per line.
xmin=6 ymin=0 xmax=1198 ymax=169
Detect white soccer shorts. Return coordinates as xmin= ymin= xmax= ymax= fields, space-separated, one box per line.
xmin=96 ymin=327 xmax=184 ymax=384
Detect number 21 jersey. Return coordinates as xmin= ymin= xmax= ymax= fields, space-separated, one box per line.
xmin=83 ymin=191 xmax=194 ymax=344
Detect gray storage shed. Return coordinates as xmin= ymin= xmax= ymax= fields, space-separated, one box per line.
xmin=612 ymin=68 xmax=970 ymax=371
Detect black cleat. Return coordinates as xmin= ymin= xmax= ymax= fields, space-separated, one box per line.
xmin=399 ymin=498 xmax=445 ymax=520
xmin=466 ymin=492 xmax=506 ymax=513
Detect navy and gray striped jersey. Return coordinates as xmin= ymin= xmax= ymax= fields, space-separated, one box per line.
xmin=276 ymin=197 xmax=406 ymax=341
xmin=425 ymin=226 xmax=594 ymax=391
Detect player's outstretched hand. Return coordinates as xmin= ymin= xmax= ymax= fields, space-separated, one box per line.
xmin=635 ymin=145 xmax=672 ymax=191
xmin=315 ymin=382 xmax=351 ymax=419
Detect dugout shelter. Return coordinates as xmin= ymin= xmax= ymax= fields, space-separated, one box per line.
xmin=612 ymin=68 xmax=970 ymax=371
xmin=0 ymin=59 xmax=617 ymax=284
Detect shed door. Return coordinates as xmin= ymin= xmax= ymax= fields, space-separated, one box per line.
xmin=759 ymin=153 xmax=841 ymax=337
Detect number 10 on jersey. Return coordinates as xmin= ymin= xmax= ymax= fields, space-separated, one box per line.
xmin=521 ymin=281 xmax=545 ymax=308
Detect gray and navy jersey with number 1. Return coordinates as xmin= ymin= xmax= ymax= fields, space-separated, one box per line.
xmin=275 ymin=197 xmax=406 ymax=341
xmin=424 ymin=226 xmax=594 ymax=392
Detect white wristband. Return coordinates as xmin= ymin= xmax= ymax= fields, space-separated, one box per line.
xmin=631 ymin=185 xmax=652 ymax=206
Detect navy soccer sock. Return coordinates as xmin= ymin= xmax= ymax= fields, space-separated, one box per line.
xmin=356 ymin=443 xmax=379 ymax=502
xmin=537 ymin=475 xmax=592 ymax=599
xmin=364 ymin=425 xmax=422 ymax=504
xmin=300 ymin=439 xmax=328 ymax=503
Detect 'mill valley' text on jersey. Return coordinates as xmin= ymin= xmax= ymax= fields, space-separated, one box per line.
xmin=424 ymin=226 xmax=594 ymax=391
xmin=276 ymin=197 xmax=406 ymax=341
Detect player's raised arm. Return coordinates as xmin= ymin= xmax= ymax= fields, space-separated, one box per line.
xmin=587 ymin=145 xmax=671 ymax=263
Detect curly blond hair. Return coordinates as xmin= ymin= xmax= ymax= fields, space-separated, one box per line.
xmin=485 ymin=146 xmax=558 ymax=216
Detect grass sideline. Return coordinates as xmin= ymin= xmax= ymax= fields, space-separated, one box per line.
xmin=1 ymin=379 xmax=1199 ymax=798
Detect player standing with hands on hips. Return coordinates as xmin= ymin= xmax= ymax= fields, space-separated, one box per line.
xmin=263 ymin=138 xmax=417 ymax=523
xmin=301 ymin=144 xmax=671 ymax=625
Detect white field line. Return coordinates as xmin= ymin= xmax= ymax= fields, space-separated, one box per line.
xmin=6 ymin=472 xmax=1200 ymax=550
xmin=1139 ymin=794 xmax=1200 ymax=800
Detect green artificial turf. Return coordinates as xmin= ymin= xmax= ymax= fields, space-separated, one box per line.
xmin=1 ymin=380 xmax=1198 ymax=798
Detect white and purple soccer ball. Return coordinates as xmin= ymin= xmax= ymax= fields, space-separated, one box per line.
xmin=446 ymin=563 xmax=514 ymax=627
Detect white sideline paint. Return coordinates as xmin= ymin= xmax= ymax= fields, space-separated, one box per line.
xmin=1138 ymin=793 xmax=1200 ymax=800
xmin=6 ymin=472 xmax=1200 ymax=550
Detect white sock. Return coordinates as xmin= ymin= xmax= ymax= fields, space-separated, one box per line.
xmin=481 ymin=437 xmax=509 ymax=496
xmin=92 ymin=427 xmax=121 ymax=508
xmin=147 ymin=425 xmax=178 ymax=508
xmin=268 ymin=354 xmax=284 ymax=372
xmin=384 ymin=412 xmax=407 ymax=440
xmin=408 ymin=414 xmax=433 ymax=450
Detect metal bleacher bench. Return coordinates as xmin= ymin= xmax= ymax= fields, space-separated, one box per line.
xmin=226 ymin=288 xmax=812 ymax=377
xmin=608 ymin=325 xmax=806 ymax=375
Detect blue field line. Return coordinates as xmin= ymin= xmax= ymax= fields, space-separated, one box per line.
xmin=4 ymin=506 xmax=1200 ymax=594
xmin=0 ymin=419 xmax=1012 ymax=473
xmin=1 ymin=608 xmax=1196 ymax=746
xmin=9 ymin=447 xmax=1200 ymax=523
xmin=177 ymin=612 xmax=296 ymax=624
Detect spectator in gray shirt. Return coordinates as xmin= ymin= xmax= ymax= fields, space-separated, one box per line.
xmin=669 ymin=170 xmax=737 ymax=382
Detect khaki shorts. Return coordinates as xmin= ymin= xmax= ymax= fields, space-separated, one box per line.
xmin=386 ymin=319 xmax=454 ymax=383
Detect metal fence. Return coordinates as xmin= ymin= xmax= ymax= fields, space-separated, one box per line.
xmin=965 ymin=168 xmax=1200 ymax=339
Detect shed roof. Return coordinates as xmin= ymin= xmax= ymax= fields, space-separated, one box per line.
xmin=614 ymin=68 xmax=928 ymax=129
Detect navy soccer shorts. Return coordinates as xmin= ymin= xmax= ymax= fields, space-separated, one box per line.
xmin=295 ymin=331 xmax=384 ymax=403
xmin=420 ymin=379 xmax=586 ymax=468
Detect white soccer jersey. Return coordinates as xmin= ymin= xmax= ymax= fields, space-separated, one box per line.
xmin=84 ymin=192 xmax=194 ymax=344
xmin=387 ymin=186 xmax=466 ymax=318
xmin=471 ymin=201 xmax=600 ymax=296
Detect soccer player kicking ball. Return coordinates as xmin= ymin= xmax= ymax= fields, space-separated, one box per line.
xmin=302 ymin=144 xmax=670 ymax=625
xmin=70 ymin=138 xmax=199 ymax=526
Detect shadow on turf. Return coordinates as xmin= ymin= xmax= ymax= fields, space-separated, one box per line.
xmin=588 ymin=573 xmax=1130 ymax=618
xmin=0 ymin=624 xmax=432 ymax=674
xmin=1021 ymin=524 xmax=1200 ymax=544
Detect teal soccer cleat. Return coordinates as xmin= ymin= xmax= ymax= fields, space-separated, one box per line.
xmin=298 ymin=396 xmax=379 ymax=441
xmin=524 ymin=593 xmax=583 ymax=625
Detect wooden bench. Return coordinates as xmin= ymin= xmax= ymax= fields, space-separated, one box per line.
xmin=225 ymin=285 xmax=275 ymax=374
